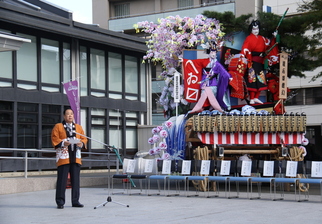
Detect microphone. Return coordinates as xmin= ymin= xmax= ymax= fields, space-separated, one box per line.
xmin=73 ymin=132 xmax=136 ymax=188
xmin=73 ymin=131 xmax=115 ymax=151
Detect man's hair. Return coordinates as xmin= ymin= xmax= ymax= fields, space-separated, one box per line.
xmin=63 ymin=108 xmax=74 ymax=115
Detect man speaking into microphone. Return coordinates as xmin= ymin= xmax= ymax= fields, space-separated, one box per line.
xmin=51 ymin=108 xmax=88 ymax=209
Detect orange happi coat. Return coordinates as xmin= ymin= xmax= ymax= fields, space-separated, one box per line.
xmin=51 ymin=123 xmax=88 ymax=167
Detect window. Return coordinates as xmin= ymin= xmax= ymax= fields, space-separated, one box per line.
xmin=310 ymin=88 xmax=322 ymax=104
xmin=178 ymin=0 xmax=193 ymax=8
xmin=125 ymin=112 xmax=138 ymax=149
xmin=306 ymin=88 xmax=314 ymax=105
xmin=287 ymin=88 xmax=322 ymax=106
xmin=152 ymin=93 xmax=164 ymax=113
xmin=287 ymin=89 xmax=303 ymax=106
xmin=17 ymin=33 xmax=37 ymax=87
xmin=80 ymin=109 xmax=87 ymax=134
xmin=0 ymin=50 xmax=12 ymax=86
xmin=80 ymin=46 xmax=88 ymax=96
xmin=114 ymin=3 xmax=130 ymax=18
xmin=0 ymin=30 xmax=13 ymax=85
xmin=90 ymin=48 xmax=106 ymax=96
xmin=63 ymin=42 xmax=71 ymax=83
xmin=108 ymin=52 xmax=122 ymax=98
xmin=109 ymin=110 xmax=122 ymax=150
xmin=17 ymin=103 xmax=38 ymax=148
xmin=125 ymin=55 xmax=138 ymax=98
xmin=0 ymin=101 xmax=13 ymax=148
xmin=91 ymin=108 xmax=106 ymax=150
xmin=42 ymin=104 xmax=60 ymax=148
xmin=140 ymin=59 xmax=146 ymax=102
xmin=41 ymin=38 xmax=60 ymax=86
xmin=204 ymin=0 xmax=231 ymax=3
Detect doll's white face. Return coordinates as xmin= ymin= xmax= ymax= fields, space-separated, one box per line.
xmin=252 ymin=27 xmax=259 ymax=36
xmin=209 ymin=50 xmax=217 ymax=59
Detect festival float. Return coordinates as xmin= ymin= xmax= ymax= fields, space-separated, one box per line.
xmin=134 ymin=12 xmax=308 ymax=189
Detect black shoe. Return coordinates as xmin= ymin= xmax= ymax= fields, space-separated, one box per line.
xmin=57 ymin=205 xmax=64 ymax=209
xmin=72 ymin=203 xmax=84 ymax=208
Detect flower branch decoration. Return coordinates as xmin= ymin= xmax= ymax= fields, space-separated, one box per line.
xmin=157 ymin=68 xmax=189 ymax=114
xmin=134 ymin=14 xmax=225 ymax=72
xmin=147 ymin=121 xmax=173 ymax=160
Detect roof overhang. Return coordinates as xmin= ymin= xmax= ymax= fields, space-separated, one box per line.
xmin=0 ymin=32 xmax=31 ymax=52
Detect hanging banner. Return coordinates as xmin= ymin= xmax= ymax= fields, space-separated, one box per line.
xmin=173 ymin=70 xmax=181 ymax=103
xmin=182 ymin=49 xmax=210 ymax=103
xmin=279 ymin=51 xmax=288 ymax=99
xmin=63 ymin=80 xmax=80 ymax=124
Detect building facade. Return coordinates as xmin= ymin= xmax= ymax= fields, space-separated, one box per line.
xmin=0 ymin=0 xmax=151 ymax=171
xmin=93 ymin=0 xmax=263 ymax=32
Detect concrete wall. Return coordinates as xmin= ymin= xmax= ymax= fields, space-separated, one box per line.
xmin=235 ymin=0 xmax=263 ymax=18
xmin=93 ymin=0 xmax=109 ymax=29
xmin=160 ymin=0 xmax=178 ymax=11
xmin=0 ymin=170 xmax=110 ymax=195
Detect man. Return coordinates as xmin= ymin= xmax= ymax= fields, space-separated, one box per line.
xmin=51 ymin=108 xmax=87 ymax=209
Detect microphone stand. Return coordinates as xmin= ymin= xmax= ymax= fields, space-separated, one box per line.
xmin=73 ymin=131 xmax=130 ymax=209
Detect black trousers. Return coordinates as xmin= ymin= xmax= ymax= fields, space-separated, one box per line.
xmin=56 ymin=163 xmax=81 ymax=206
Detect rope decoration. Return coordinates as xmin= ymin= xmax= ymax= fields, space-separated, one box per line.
xmin=192 ymin=146 xmax=210 ymax=192
xmin=289 ymin=146 xmax=305 ymax=161
xmin=288 ymin=146 xmax=309 ymax=192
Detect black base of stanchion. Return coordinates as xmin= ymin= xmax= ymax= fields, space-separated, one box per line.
xmin=94 ymin=196 xmax=129 ymax=209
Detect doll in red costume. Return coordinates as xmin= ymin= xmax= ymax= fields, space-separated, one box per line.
xmin=241 ymin=20 xmax=277 ymax=104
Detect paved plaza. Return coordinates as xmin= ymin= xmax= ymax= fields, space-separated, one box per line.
xmin=0 ymin=183 xmax=322 ymax=224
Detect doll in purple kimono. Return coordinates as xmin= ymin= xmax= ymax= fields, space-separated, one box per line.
xmin=199 ymin=48 xmax=232 ymax=110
